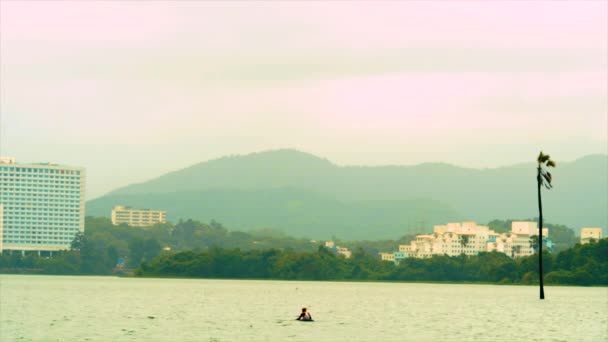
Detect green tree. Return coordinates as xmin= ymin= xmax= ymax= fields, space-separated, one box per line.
xmin=536 ymin=151 xmax=555 ymax=300
xmin=460 ymin=235 xmax=470 ymax=248
xmin=70 ymin=232 xmax=86 ymax=251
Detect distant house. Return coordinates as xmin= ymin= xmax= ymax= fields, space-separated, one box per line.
xmin=376 ymin=251 xmax=410 ymax=265
xmin=580 ymin=228 xmax=603 ymax=244
xmin=336 ymin=246 xmax=352 ymax=258
xmin=379 ymin=252 xmax=395 ymax=262
xmin=111 ymin=205 xmax=167 ymax=227
xmin=324 ymin=241 xmax=352 ymax=258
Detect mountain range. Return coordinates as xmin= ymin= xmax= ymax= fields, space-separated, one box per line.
xmin=86 ymin=149 xmax=607 ymax=240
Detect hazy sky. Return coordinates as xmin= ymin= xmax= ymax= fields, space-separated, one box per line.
xmin=1 ymin=1 xmax=606 ymax=198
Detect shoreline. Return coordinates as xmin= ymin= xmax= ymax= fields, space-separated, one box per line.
xmin=1 ymin=272 xmax=606 ymax=288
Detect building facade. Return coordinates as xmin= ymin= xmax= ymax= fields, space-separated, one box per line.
xmin=111 ymin=205 xmax=167 ymax=227
xmin=379 ymin=252 xmax=395 ymax=262
xmin=381 ymin=221 xmax=548 ymax=261
xmin=580 ymin=228 xmax=603 ymax=244
xmin=0 ymin=204 xmax=4 ymax=252
xmin=0 ymin=158 xmax=86 ymax=253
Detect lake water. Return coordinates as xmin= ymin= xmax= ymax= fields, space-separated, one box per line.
xmin=0 ymin=275 xmax=606 ymax=342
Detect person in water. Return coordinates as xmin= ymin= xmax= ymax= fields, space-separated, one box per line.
xmin=297 ymin=307 xmax=313 ymax=321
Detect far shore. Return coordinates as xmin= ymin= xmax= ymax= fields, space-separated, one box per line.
xmin=2 ymin=272 xmax=606 ymax=288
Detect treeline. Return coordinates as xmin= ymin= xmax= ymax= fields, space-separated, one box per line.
xmin=138 ymin=238 xmax=608 ymax=286
xmin=0 ymin=216 xmax=595 ymax=283
xmin=0 ymin=231 xmax=148 ymax=275
xmin=0 ymin=216 xmax=414 ymax=275
xmin=0 ymin=217 xmax=323 ymax=275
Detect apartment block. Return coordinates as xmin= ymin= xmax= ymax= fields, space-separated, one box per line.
xmin=111 ymin=205 xmax=167 ymax=227
xmin=382 ymin=221 xmax=549 ymax=261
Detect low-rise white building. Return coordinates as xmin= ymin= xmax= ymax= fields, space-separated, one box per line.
xmin=580 ymin=228 xmax=603 ymax=244
xmin=379 ymin=252 xmax=395 ymax=262
xmin=390 ymin=221 xmax=547 ymax=259
xmin=111 ymin=205 xmax=166 ymax=227
xmin=323 ymin=241 xmax=352 ymax=258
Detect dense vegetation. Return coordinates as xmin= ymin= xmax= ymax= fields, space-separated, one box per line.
xmin=137 ymin=239 xmax=608 ymax=286
xmin=87 ymin=150 xmax=608 ymax=239
xmin=0 ymin=217 xmax=604 ymax=286
xmin=0 ymin=217 xmax=321 ymax=274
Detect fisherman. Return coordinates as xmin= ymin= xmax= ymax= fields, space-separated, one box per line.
xmin=297 ymin=307 xmax=313 ymax=321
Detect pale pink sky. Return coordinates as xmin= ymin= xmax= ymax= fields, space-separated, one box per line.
xmin=1 ymin=1 xmax=606 ymax=197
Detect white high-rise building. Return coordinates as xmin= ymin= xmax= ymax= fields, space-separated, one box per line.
xmin=0 ymin=158 xmax=86 ymax=254
xmin=0 ymin=204 xmax=4 ymax=252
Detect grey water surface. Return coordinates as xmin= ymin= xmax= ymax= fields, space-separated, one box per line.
xmin=1 ymin=275 xmax=606 ymax=342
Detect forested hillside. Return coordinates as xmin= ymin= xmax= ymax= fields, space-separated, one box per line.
xmin=87 ymin=150 xmax=607 ymax=239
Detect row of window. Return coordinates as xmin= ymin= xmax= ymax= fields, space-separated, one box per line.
xmin=3 ymin=200 xmax=81 ymax=204
xmin=4 ymin=233 xmax=75 ymax=238
xmin=4 ymin=214 xmax=80 ymax=224
xmin=3 ymin=213 xmax=80 ymax=217
xmin=3 ymin=240 xmax=71 ymax=245
xmin=2 ymin=198 xmax=81 ymax=203
xmin=2 ymin=207 xmax=80 ymax=212
xmin=3 ymin=228 xmax=79 ymax=232
xmin=2 ymin=196 xmax=81 ymax=201
xmin=4 ymin=223 xmax=80 ymax=228
xmin=2 ymin=207 xmax=80 ymax=211
xmin=2 ymin=201 xmax=81 ymax=206
xmin=3 ymin=196 xmax=81 ymax=201
xmin=4 ymin=219 xmax=80 ymax=223
xmin=4 ymin=232 xmax=74 ymax=237
xmin=0 ymin=166 xmax=81 ymax=174
xmin=114 ymin=212 xmax=165 ymax=215
xmin=114 ymin=220 xmax=164 ymax=223
xmin=1 ymin=184 xmax=81 ymax=189
xmin=0 ymin=171 xmax=80 ymax=176
xmin=0 ymin=173 xmax=80 ymax=179
xmin=2 ymin=185 xmax=81 ymax=189
xmin=2 ymin=195 xmax=81 ymax=199
xmin=3 ymin=188 xmax=81 ymax=192
xmin=1 ymin=177 xmax=81 ymax=182
xmin=4 ymin=217 xmax=81 ymax=222
xmin=1 ymin=187 xmax=81 ymax=192
xmin=2 ymin=186 xmax=81 ymax=191
xmin=1 ymin=179 xmax=81 ymax=184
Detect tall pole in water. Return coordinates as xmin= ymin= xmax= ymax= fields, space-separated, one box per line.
xmin=537 ymin=165 xmax=545 ymax=300
xmin=536 ymin=151 xmax=555 ymax=300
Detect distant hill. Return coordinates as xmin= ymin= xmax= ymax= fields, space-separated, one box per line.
xmin=87 ymin=149 xmax=607 ymax=239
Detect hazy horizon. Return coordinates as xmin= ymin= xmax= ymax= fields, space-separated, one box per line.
xmin=1 ymin=1 xmax=606 ymax=198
